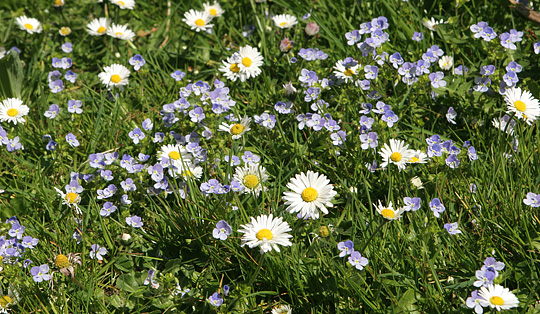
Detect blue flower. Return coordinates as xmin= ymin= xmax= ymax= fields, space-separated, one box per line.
xmin=429 ymin=71 xmax=446 ymax=88
xmin=446 ymin=107 xmax=457 ymax=124
xmin=90 ymin=244 xmax=108 ymax=261
xmin=208 ymin=292 xmax=223 ymax=307
xmin=412 ymin=31 xmax=423 ymax=41
xmin=445 ymin=154 xmax=460 ymax=168
xmin=67 ymin=99 xmax=83 ymax=114
xmin=348 ymin=251 xmax=369 ymax=270
xmin=337 ymin=240 xmax=354 ymax=257
xmin=65 ymin=70 xmax=77 ymax=83
xmin=171 ymin=70 xmax=185 ymax=81
xmin=129 ymin=54 xmax=146 ymax=71
xmin=128 ymin=127 xmax=145 ymax=144
xmin=100 ymin=202 xmax=117 ymax=217
xmin=61 ymin=42 xmax=72 ymax=53
xmin=429 ymin=198 xmax=446 ymax=218
xmin=65 ymin=133 xmax=79 ymax=147
xmin=212 ymin=220 xmax=232 ymax=240
xmin=444 ymin=222 xmax=462 ymax=235
xmin=30 ymin=264 xmax=50 ymax=282
xmin=403 ymin=197 xmax=421 ymax=211
xmin=126 ymin=215 xmax=143 ymax=228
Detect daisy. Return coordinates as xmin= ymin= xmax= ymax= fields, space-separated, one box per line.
xmin=333 ymin=59 xmax=360 ymax=83
xmin=374 ymin=200 xmax=404 ymax=220
xmin=218 ymin=54 xmax=248 ymax=82
xmin=54 ymin=0 xmax=65 ymax=7
xmin=158 ymin=144 xmax=193 ymax=170
xmin=271 ymin=304 xmax=292 ymax=314
xmin=236 ymin=45 xmax=264 ymax=80
xmin=98 ymin=64 xmax=130 ymax=88
xmin=54 ymin=187 xmax=82 ymax=214
xmin=172 ymin=163 xmax=203 ymax=180
xmin=408 ymin=150 xmax=429 ymax=164
xmin=203 ymin=2 xmax=225 ymax=17
xmin=218 ymin=116 xmax=251 ymax=139
xmin=272 ymin=14 xmax=298 ymax=29
xmin=438 ymin=55 xmax=453 ymax=70
xmin=379 ymin=139 xmax=415 ymax=171
xmin=477 ymin=284 xmax=519 ymax=311
xmin=183 ymin=9 xmax=213 ymax=33
xmin=86 ymin=18 xmax=110 ymax=36
xmin=504 ymin=86 xmax=540 ymax=125
xmin=282 ymin=171 xmax=337 ymax=219
xmin=233 ymin=164 xmax=269 ymax=195
xmin=107 ymin=23 xmax=136 ymax=41
xmin=110 ymin=0 xmax=135 ymax=9
xmin=59 ymin=27 xmax=71 ymax=36
xmin=15 ymin=16 xmax=42 ymax=34
xmin=0 ymin=98 xmax=29 ymax=125
xmin=422 ymin=17 xmax=447 ymax=32
xmin=238 ymin=214 xmax=293 ymax=254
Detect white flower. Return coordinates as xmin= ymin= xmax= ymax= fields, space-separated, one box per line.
xmin=410 ymin=176 xmax=424 ymax=189
xmin=438 ymin=55 xmax=453 ymax=70
xmin=218 ymin=55 xmax=248 ymax=82
xmin=107 ymin=23 xmax=136 ymax=41
xmin=504 ymin=86 xmax=540 ymax=125
xmin=86 ymin=18 xmax=110 ymax=36
xmin=283 ymin=81 xmax=297 ymax=95
xmin=110 ymin=0 xmax=135 ymax=9
xmin=98 ymin=64 xmax=131 ymax=88
xmin=158 ymin=144 xmax=193 ymax=170
xmin=203 ymin=2 xmax=225 ymax=17
xmin=379 ymin=139 xmax=415 ymax=171
xmin=0 ymin=98 xmax=29 ymax=125
xmin=218 ymin=116 xmax=251 ymax=139
xmin=271 ymin=304 xmax=292 ymax=314
xmin=408 ymin=150 xmax=428 ymax=164
xmin=422 ymin=17 xmax=447 ymax=31
xmin=235 ymin=45 xmax=264 ymax=80
xmin=183 ymin=9 xmax=213 ymax=32
xmin=333 ymin=59 xmax=360 ymax=83
xmin=374 ymin=200 xmax=404 ymax=220
xmin=233 ymin=164 xmax=269 ymax=195
xmin=15 ymin=16 xmax=42 ymax=34
xmin=238 ymin=214 xmax=293 ymax=254
xmin=282 ymin=171 xmax=337 ymax=219
xmin=272 ymin=14 xmax=298 ymax=29
xmin=0 ymin=47 xmax=6 ymax=59
xmin=54 ymin=187 xmax=82 ymax=215
xmin=59 ymin=27 xmax=71 ymax=36
xmin=477 ymin=284 xmax=519 ymax=311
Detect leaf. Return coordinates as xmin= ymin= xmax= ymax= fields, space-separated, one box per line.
xmin=397 ymin=289 xmax=418 ymax=310
xmin=0 ymin=51 xmax=24 ymax=99
xmin=116 ymin=273 xmax=140 ymax=293
xmin=114 ymin=255 xmax=134 ymax=273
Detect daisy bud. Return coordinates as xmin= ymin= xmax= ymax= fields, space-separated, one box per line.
xmin=305 ymin=22 xmax=320 ymax=36
xmin=120 ymin=233 xmax=133 ymax=246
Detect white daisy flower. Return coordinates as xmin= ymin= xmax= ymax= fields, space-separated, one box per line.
xmin=0 ymin=98 xmax=29 ymax=125
xmin=477 ymin=284 xmax=519 ymax=311
xmin=374 ymin=200 xmax=404 ymax=220
xmin=15 ymin=16 xmax=42 ymax=34
xmin=98 ymin=64 xmax=131 ymax=88
xmin=410 ymin=176 xmax=424 ymax=189
xmin=282 ymin=171 xmax=337 ymax=219
xmin=271 ymin=304 xmax=292 ymax=314
xmin=379 ymin=139 xmax=415 ymax=171
xmin=86 ymin=18 xmax=110 ymax=36
xmin=218 ymin=116 xmax=251 ymax=139
xmin=203 ymin=2 xmax=225 ymax=17
xmin=409 ymin=150 xmax=429 ymax=164
xmin=218 ymin=54 xmax=248 ymax=82
xmin=110 ymin=0 xmax=135 ymax=9
xmin=158 ymin=144 xmax=193 ymax=170
xmin=59 ymin=27 xmax=71 ymax=36
xmin=107 ymin=23 xmax=136 ymax=41
xmin=438 ymin=55 xmax=453 ymax=70
xmin=504 ymin=86 xmax=540 ymax=125
xmin=272 ymin=14 xmax=298 ymax=29
xmin=422 ymin=17 xmax=447 ymax=32
xmin=53 ymin=0 xmax=65 ymax=7
xmin=233 ymin=164 xmax=269 ymax=195
xmin=54 ymin=187 xmax=82 ymax=215
xmin=238 ymin=214 xmax=293 ymax=254
xmin=236 ymin=45 xmax=264 ymax=80
xmin=333 ymin=59 xmax=360 ymax=83
xmin=183 ymin=9 xmax=213 ymax=33
xmin=0 ymin=47 xmax=6 ymax=59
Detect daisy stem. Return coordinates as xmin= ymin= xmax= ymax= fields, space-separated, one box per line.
xmin=247 ymin=253 xmax=265 ymax=287
xmin=360 ymin=220 xmax=387 ymax=254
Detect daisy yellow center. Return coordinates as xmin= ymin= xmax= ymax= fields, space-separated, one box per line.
xmin=381 ymin=208 xmax=395 ymax=219
xmin=0 ymin=296 xmax=13 ymax=308
xmin=55 ymin=0 xmax=63 ymax=5
xmin=301 ymin=187 xmax=318 ymax=202
xmin=489 ymin=296 xmax=504 ymax=306
xmin=60 ymin=28 xmax=70 ymax=35
xmin=97 ymin=26 xmax=106 ymax=33
xmin=280 ymin=22 xmax=288 ymax=27
xmin=7 ymin=108 xmax=18 ymax=117
xmin=230 ymin=63 xmax=240 ymax=73
xmin=24 ymin=23 xmax=34 ymax=30
xmin=209 ymin=8 xmax=217 ymax=16
xmin=409 ymin=157 xmax=419 ymax=163
xmin=168 ymin=151 xmax=181 ymax=160
xmin=118 ymin=1 xmax=125 ymax=5
xmin=230 ymin=124 xmax=244 ymax=135
xmin=182 ymin=170 xmax=193 ymax=177
xmin=242 ymin=57 xmax=252 ymax=67
xmin=115 ymin=32 xmax=124 ymax=36
xmin=65 ymin=192 xmax=78 ymax=204
xmin=55 ymin=254 xmax=70 ymax=268
xmin=243 ymin=174 xmax=259 ymax=189
xmin=344 ymin=69 xmax=354 ymax=76
xmin=256 ymin=228 xmax=273 ymax=241
xmin=514 ymin=100 xmax=526 ymax=112
xmin=195 ymin=19 xmax=205 ymax=27
xmin=110 ymin=74 xmax=122 ymax=83
xmin=390 ymin=152 xmax=402 ymax=162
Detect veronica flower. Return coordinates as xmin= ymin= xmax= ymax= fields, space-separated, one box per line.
xmin=31 ymin=264 xmax=50 ymax=282
xmin=337 ymin=240 xmax=354 ymax=257
xmin=129 ymin=54 xmax=146 ymax=71
xmin=429 ymin=198 xmax=445 ymax=218
xmin=348 ymin=251 xmax=369 ymax=270
xmin=212 ymin=220 xmax=232 ymax=240
xmin=444 ymin=222 xmax=462 ymax=235
xmin=90 ymin=244 xmax=108 ymax=261
xmin=66 ymin=133 xmax=80 ymax=147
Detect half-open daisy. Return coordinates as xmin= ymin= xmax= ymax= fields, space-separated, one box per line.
xmin=218 ymin=116 xmax=251 ymax=139
xmin=233 ymin=164 xmax=269 ymax=195
xmin=272 ymin=14 xmax=298 ymax=29
xmin=158 ymin=144 xmax=193 ymax=170
xmin=15 ymin=16 xmax=42 ymax=34
xmin=379 ymin=139 xmax=415 ymax=171
xmin=333 ymin=59 xmax=360 ymax=83
xmin=236 ymin=45 xmax=264 ymax=80
xmin=107 ymin=23 xmax=136 ymax=41
xmin=203 ymin=2 xmax=225 ymax=18
xmin=98 ymin=64 xmax=131 ymax=88
xmin=282 ymin=171 xmax=337 ymax=219
xmin=183 ymin=9 xmax=213 ymax=33
xmin=238 ymin=214 xmax=293 ymax=254
xmin=110 ymin=0 xmax=135 ymax=9
xmin=374 ymin=200 xmax=404 ymax=220
xmin=504 ymin=86 xmax=540 ymax=125
xmin=409 ymin=150 xmax=429 ymax=164
xmin=0 ymin=98 xmax=29 ymax=125
xmin=477 ymin=284 xmax=519 ymax=311
xmin=86 ymin=18 xmax=110 ymax=36
xmin=54 ymin=187 xmax=82 ymax=214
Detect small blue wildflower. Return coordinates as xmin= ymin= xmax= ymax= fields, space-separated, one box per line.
xmin=90 ymin=244 xmax=108 ymax=260
xmin=348 ymin=251 xmax=369 ymax=270
xmin=129 ymin=54 xmax=146 ymax=71
xmin=65 ymin=133 xmax=80 ymax=147
xmin=213 ymin=220 xmax=232 ymax=240
xmin=429 ymin=198 xmax=445 ymax=218
xmin=126 ymin=215 xmax=143 ymax=228
xmin=100 ymin=202 xmax=117 ymax=217
xmin=171 ymin=70 xmax=185 ymax=81
xmin=337 ymin=240 xmax=354 ymax=257
xmin=208 ymin=292 xmax=223 ymax=307
xmin=67 ymin=99 xmax=83 ymax=114
xmin=31 ymin=264 xmax=50 ymax=282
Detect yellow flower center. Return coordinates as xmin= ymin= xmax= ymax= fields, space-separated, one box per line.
xmin=490 ymin=296 xmax=504 ymax=306
xmin=301 ymin=187 xmax=318 ymax=202
xmin=256 ymin=228 xmax=273 ymax=241
xmin=242 ymin=57 xmax=252 ymax=67
xmin=110 ymin=74 xmax=122 ymax=83
xmin=115 ymin=32 xmax=124 ymax=36
xmin=168 ymin=151 xmax=181 ymax=160
xmin=55 ymin=0 xmax=64 ymax=5
xmin=182 ymin=170 xmax=193 ymax=177
xmin=209 ymin=8 xmax=217 ymax=16
xmin=280 ymin=22 xmax=288 ymax=27
xmin=390 ymin=152 xmax=402 ymax=162
xmin=24 ymin=23 xmax=34 ymax=30
xmin=344 ymin=69 xmax=354 ymax=76
xmin=55 ymin=254 xmax=70 ymax=268
xmin=97 ymin=26 xmax=106 ymax=33
xmin=381 ymin=208 xmax=395 ymax=219
xmin=409 ymin=157 xmax=419 ymax=163
xmin=65 ymin=192 xmax=78 ymax=204
xmin=243 ymin=174 xmax=259 ymax=189
xmin=230 ymin=124 xmax=244 ymax=135
xmin=118 ymin=0 xmax=125 ymax=5
xmin=0 ymin=296 xmax=13 ymax=308
xmin=60 ymin=27 xmax=70 ymax=35
xmin=7 ymin=108 xmax=18 ymax=117
xmin=195 ymin=19 xmax=205 ymax=27
xmin=514 ymin=100 xmax=526 ymax=112
xmin=230 ymin=63 xmax=240 ymax=73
